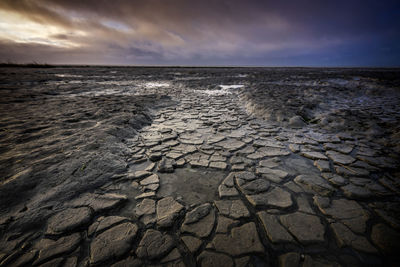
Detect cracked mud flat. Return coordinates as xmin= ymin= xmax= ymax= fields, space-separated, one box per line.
xmin=1 ymin=67 xmax=400 ymax=266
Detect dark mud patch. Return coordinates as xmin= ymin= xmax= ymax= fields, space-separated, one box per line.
xmin=0 ymin=68 xmax=177 ymax=233
xmin=239 ymin=68 xmax=400 ymax=140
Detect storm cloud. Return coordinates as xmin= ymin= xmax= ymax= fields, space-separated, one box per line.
xmin=0 ymin=0 xmax=398 ymax=66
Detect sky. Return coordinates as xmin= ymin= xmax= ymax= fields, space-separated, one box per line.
xmin=0 ymin=0 xmax=399 ymax=66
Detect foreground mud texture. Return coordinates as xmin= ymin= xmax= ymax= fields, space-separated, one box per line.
xmin=1 ymin=67 xmax=400 ymax=267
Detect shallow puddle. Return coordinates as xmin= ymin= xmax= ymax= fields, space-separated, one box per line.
xmin=145 ymin=82 xmax=170 ymax=88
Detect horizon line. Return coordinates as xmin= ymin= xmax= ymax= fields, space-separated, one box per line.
xmin=1 ymin=62 xmax=399 ymax=69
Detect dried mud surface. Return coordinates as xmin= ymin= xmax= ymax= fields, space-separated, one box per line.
xmin=0 ymin=67 xmax=399 ymax=266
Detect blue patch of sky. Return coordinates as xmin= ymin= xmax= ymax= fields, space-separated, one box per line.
xmin=102 ymin=20 xmax=131 ymax=32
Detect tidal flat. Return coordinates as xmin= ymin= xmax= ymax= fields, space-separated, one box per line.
xmin=0 ymin=67 xmax=399 ymax=266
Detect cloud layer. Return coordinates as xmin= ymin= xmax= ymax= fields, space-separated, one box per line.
xmin=0 ymin=0 xmax=399 ymax=66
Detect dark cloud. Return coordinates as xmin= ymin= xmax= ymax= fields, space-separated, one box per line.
xmin=0 ymin=0 xmax=399 ymax=66
xmin=51 ymin=34 xmax=69 ymax=40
